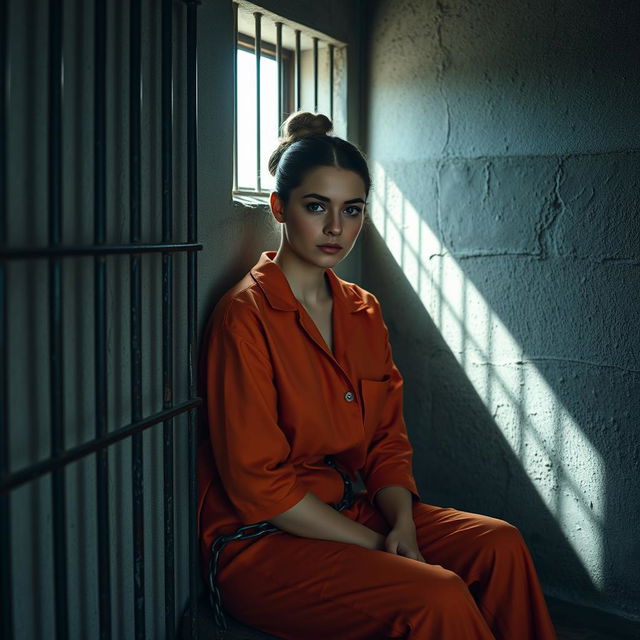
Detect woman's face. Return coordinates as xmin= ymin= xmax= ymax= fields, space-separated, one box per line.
xmin=270 ymin=165 xmax=367 ymax=268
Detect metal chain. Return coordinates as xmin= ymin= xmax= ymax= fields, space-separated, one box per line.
xmin=207 ymin=455 xmax=355 ymax=639
xmin=323 ymin=454 xmax=355 ymax=512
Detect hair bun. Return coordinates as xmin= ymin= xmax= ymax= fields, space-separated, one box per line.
xmin=282 ymin=111 xmax=333 ymax=143
xmin=268 ymin=111 xmax=333 ymax=176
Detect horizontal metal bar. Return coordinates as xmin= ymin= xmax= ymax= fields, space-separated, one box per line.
xmin=236 ymin=32 xmax=279 ymax=57
xmin=232 ymin=189 xmax=272 ymax=198
xmin=0 ymin=398 xmax=202 ymax=493
xmin=1 ymin=241 xmax=203 ymax=260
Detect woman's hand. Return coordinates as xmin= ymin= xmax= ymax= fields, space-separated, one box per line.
xmin=384 ymin=517 xmax=425 ymax=563
xmin=374 ymin=486 xmax=425 ymax=562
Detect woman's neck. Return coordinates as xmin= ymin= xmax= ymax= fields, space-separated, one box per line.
xmin=273 ymin=249 xmax=332 ymax=307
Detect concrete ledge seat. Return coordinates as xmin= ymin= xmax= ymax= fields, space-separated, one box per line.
xmin=179 ymin=590 xmax=283 ymax=640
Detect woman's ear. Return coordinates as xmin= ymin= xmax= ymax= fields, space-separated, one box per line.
xmin=270 ymin=192 xmax=285 ymax=223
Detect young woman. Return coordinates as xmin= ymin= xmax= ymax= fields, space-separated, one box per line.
xmin=197 ymin=112 xmax=557 ymax=639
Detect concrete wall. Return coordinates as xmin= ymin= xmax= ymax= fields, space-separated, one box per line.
xmin=363 ymin=0 xmax=640 ymax=621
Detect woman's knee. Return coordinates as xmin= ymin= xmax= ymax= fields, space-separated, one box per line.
xmin=480 ymin=517 xmax=526 ymax=560
xmin=490 ymin=518 xmax=523 ymax=542
xmin=403 ymin=566 xmax=472 ymax=613
xmin=431 ymin=568 xmax=472 ymax=605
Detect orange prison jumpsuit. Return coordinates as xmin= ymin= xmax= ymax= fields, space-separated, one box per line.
xmin=197 ymin=250 xmax=557 ymax=640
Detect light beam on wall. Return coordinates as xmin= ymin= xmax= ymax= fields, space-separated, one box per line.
xmin=371 ymin=161 xmax=604 ymax=588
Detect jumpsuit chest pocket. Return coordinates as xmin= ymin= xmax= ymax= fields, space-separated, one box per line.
xmin=359 ymin=376 xmax=391 ymax=437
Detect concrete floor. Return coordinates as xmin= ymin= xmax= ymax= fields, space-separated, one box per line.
xmin=556 ymin=624 xmax=624 ymax=640
xmin=181 ymin=592 xmax=640 ymax=639
xmin=549 ymin=597 xmax=640 ymax=640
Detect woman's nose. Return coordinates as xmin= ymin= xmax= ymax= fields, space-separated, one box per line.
xmin=324 ymin=210 xmax=342 ymax=235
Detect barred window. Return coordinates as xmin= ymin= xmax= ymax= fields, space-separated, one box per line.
xmin=233 ymin=1 xmax=347 ymax=197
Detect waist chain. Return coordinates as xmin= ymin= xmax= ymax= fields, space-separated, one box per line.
xmin=207 ymin=455 xmax=355 ymax=639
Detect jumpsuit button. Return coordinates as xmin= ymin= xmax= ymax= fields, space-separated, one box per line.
xmin=344 ymin=391 xmax=355 ymax=402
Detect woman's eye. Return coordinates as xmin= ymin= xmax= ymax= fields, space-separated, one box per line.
xmin=305 ymin=202 xmax=362 ymax=216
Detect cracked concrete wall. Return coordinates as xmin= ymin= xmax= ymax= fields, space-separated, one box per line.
xmin=363 ymin=0 xmax=640 ymax=621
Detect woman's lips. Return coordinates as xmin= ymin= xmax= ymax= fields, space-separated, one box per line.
xmin=318 ymin=245 xmax=342 ymax=254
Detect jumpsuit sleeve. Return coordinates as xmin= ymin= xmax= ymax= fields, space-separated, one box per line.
xmin=360 ymin=306 xmax=421 ymax=507
xmin=206 ymin=323 xmax=308 ymax=525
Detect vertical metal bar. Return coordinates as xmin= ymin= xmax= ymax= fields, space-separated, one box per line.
xmin=129 ymin=1 xmax=145 ymax=638
xmin=295 ymin=29 xmax=301 ymax=111
xmin=329 ymin=44 xmax=334 ymax=122
xmin=232 ymin=2 xmax=238 ymax=192
xmin=0 ymin=0 xmax=11 ymax=636
xmin=161 ymin=0 xmax=175 ymax=637
xmin=275 ymin=22 xmax=283 ymax=127
xmin=183 ymin=1 xmax=199 ymax=637
xmin=94 ymin=1 xmax=111 ymax=638
xmin=313 ymin=37 xmax=318 ymax=113
xmin=254 ymin=12 xmax=262 ymax=193
xmin=49 ymin=1 xmax=69 ymax=637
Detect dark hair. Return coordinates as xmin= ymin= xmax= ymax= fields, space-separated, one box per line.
xmin=267 ymin=111 xmax=371 ymax=205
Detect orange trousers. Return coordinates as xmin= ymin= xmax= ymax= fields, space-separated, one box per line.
xmin=216 ymin=491 xmax=558 ymax=639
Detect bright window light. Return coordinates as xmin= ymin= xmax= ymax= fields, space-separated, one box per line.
xmin=236 ymin=48 xmax=279 ymax=192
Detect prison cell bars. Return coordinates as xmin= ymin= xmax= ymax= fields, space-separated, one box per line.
xmin=130 ymin=1 xmax=146 ymax=636
xmin=94 ymin=1 xmax=111 ymax=638
xmin=254 ymin=12 xmax=263 ymax=194
xmin=295 ymin=29 xmax=301 ymax=111
xmin=49 ymin=2 xmax=68 ymax=637
xmin=276 ymin=22 xmax=284 ymax=127
xmin=162 ymin=0 xmax=177 ymax=637
xmin=329 ymin=44 xmax=335 ymax=121
xmin=185 ymin=1 xmax=201 ymax=638
xmin=233 ymin=8 xmax=339 ymax=194
xmin=0 ymin=0 xmax=9 ymax=637
xmin=313 ymin=37 xmax=319 ymax=113
xmin=233 ymin=2 xmax=239 ymax=192
xmin=0 ymin=0 xmax=203 ymax=638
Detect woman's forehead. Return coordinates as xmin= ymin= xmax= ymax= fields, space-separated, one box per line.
xmin=295 ymin=166 xmax=366 ymax=199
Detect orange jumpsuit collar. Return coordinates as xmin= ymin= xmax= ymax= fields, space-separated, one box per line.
xmin=250 ymin=250 xmax=370 ymax=314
